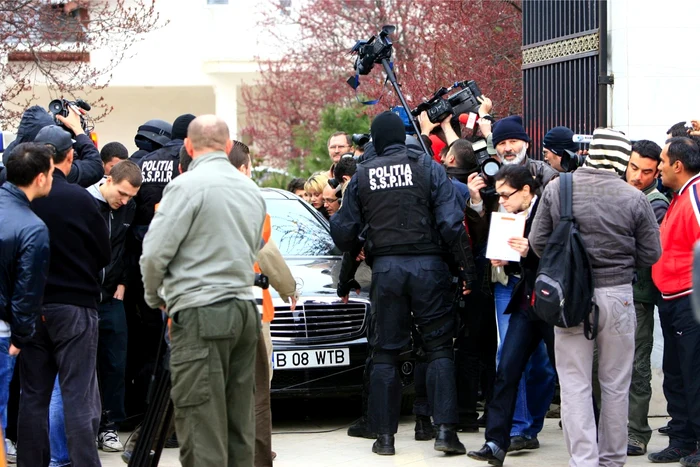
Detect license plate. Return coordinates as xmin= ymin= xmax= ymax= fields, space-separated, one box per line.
xmin=272 ymin=348 xmax=350 ymax=370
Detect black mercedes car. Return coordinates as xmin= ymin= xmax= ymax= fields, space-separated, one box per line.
xmin=259 ymin=188 xmax=415 ymax=400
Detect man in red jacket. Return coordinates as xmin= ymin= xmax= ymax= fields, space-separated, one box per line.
xmin=650 ymin=136 xmax=700 ymax=464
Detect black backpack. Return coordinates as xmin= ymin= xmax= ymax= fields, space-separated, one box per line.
xmin=533 ymin=172 xmax=598 ymax=339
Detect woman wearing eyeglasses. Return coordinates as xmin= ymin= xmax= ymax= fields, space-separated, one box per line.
xmin=467 ymin=164 xmax=556 ymax=466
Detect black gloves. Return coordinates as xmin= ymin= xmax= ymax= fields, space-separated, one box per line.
xmin=450 ymin=229 xmax=478 ymax=291
xmin=337 ymin=279 xmax=362 ymax=298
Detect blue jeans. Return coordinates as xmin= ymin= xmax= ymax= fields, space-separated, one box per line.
xmin=0 ymin=337 xmax=16 ymax=433
xmin=494 ymin=278 xmax=556 ymax=438
xmin=49 ymin=378 xmax=70 ymax=467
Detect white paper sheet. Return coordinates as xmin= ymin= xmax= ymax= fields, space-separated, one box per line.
xmin=485 ymin=212 xmax=527 ymax=262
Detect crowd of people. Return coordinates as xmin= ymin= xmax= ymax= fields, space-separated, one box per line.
xmin=0 ymin=107 xmax=301 ymax=467
xmin=287 ymin=96 xmax=700 ymax=467
xmin=0 ymin=92 xmax=699 ymax=467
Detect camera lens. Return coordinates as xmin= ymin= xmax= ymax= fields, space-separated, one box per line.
xmin=48 ymin=100 xmax=64 ymax=115
xmin=482 ymin=159 xmax=500 ymax=177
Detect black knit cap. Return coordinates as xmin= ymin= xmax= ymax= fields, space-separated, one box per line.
xmin=492 ymin=115 xmax=530 ymax=147
xmin=542 ymin=126 xmax=578 ymax=155
xmin=370 ymin=111 xmax=406 ymax=155
xmin=171 ymin=114 xmax=196 ymax=141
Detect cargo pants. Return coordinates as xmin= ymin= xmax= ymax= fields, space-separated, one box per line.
xmin=169 ymin=299 xmax=259 ymax=467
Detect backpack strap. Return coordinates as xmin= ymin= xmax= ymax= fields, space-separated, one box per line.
xmin=560 ymin=172 xmax=573 ymax=221
xmin=584 ymin=304 xmax=599 ymax=340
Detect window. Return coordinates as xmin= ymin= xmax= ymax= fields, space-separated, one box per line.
xmin=265 ymin=198 xmax=340 ymax=257
xmin=207 ymin=0 xmax=228 ymax=4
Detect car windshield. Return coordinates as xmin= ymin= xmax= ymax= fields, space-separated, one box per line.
xmin=265 ymin=197 xmax=340 ymax=257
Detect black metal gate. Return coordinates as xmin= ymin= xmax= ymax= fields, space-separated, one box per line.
xmin=522 ymin=0 xmax=609 ymax=157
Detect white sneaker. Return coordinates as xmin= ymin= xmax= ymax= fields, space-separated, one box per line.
xmin=5 ymin=438 xmax=16 ymax=464
xmin=97 ymin=430 xmax=124 ymax=452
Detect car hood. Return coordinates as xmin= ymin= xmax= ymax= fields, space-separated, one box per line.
xmin=255 ymin=256 xmax=371 ymax=301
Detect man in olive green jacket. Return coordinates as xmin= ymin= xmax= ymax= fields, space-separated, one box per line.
xmin=141 ymin=115 xmax=266 ymax=467
xmin=624 ymin=140 xmax=669 ymax=456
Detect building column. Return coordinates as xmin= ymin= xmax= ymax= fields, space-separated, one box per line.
xmin=213 ymin=80 xmax=240 ymax=139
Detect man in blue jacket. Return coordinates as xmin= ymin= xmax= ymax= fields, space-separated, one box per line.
xmin=0 ymin=143 xmax=53 ymax=464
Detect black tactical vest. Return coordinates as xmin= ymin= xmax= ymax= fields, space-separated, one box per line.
xmin=133 ymin=142 xmax=182 ymax=226
xmin=356 ymin=146 xmax=443 ymax=257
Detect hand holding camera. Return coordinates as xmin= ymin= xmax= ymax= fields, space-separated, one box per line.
xmin=467 ymin=172 xmax=486 ymax=204
xmin=477 ymin=95 xmax=493 ymax=117
xmin=418 ymin=111 xmax=440 ymax=136
xmin=55 ymin=104 xmax=86 ymax=136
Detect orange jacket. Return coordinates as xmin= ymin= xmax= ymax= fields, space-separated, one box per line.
xmin=255 ymin=214 xmax=274 ymax=322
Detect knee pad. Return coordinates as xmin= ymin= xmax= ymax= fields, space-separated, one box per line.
xmin=372 ymin=350 xmax=399 ymax=366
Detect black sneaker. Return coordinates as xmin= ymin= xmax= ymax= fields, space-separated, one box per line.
xmin=681 ymin=453 xmax=700 ymax=467
xmin=658 ymin=424 xmax=671 ymax=435
xmin=648 ymin=446 xmax=695 ymax=463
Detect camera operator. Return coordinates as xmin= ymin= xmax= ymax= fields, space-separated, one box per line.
xmin=464 ymin=115 xmax=557 ymax=449
xmin=1 ymin=106 xmax=103 ymax=188
xmin=443 ymin=139 xmax=479 ymax=205
xmin=129 ymin=119 xmax=172 ymax=166
xmin=331 ymin=111 xmax=477 ymax=457
xmin=542 ymin=126 xmax=579 ymax=173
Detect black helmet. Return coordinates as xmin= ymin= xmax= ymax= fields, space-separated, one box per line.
xmin=135 ymin=119 xmax=172 ymax=148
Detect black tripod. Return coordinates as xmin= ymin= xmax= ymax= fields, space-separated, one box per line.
xmin=129 ymin=320 xmax=174 ymax=467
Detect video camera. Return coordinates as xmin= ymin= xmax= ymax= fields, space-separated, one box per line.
xmin=48 ymin=98 xmax=93 ymax=134
xmin=411 ymin=81 xmax=483 ymax=124
xmin=349 ymin=25 xmax=396 ymax=76
xmin=352 ymin=133 xmax=370 ymax=147
xmin=473 ymin=139 xmax=501 ymax=197
xmin=561 ymin=150 xmax=586 ymax=172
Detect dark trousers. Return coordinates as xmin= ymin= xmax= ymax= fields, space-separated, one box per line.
xmin=254 ymin=329 xmax=273 ymax=467
xmin=17 ymin=304 xmax=101 ymax=467
xmin=97 ymin=298 xmax=128 ymax=431
xmin=124 ymin=262 xmax=163 ymax=424
xmin=368 ymin=255 xmax=458 ymax=434
xmin=454 ymin=289 xmax=497 ymax=427
xmin=628 ymin=301 xmax=655 ymax=445
xmin=413 ymin=361 xmax=430 ymax=417
xmin=658 ymin=295 xmax=700 ymax=450
xmin=485 ymin=311 xmax=556 ymax=451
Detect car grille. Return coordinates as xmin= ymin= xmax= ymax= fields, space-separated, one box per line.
xmin=270 ymin=301 xmax=367 ymax=343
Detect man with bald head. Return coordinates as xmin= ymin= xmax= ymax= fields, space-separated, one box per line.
xmin=141 ymin=115 xmax=266 ymax=466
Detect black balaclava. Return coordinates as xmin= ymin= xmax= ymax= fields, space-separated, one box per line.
xmin=370 ymin=111 xmax=406 ymax=155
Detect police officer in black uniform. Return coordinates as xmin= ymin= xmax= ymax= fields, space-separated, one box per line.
xmin=123 ymin=113 xmax=194 ymax=423
xmin=331 ymin=111 xmax=477 ymax=456
xmin=129 ymin=119 xmax=172 ymax=166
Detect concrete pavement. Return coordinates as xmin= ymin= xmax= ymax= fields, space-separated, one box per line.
xmin=99 ymin=416 xmax=673 ymax=466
